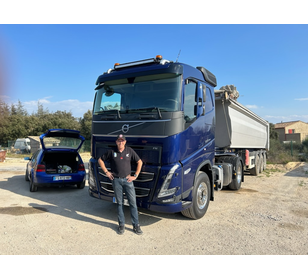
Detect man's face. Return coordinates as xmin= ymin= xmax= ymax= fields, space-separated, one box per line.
xmin=116 ymin=139 xmax=126 ymax=148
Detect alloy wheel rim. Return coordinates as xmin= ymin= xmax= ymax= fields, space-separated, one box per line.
xmin=197 ymin=183 xmax=208 ymax=209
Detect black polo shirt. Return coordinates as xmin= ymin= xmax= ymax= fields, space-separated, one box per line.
xmin=101 ymin=146 xmax=140 ymax=178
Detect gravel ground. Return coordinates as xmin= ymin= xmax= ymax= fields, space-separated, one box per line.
xmin=0 ymin=157 xmax=308 ymax=256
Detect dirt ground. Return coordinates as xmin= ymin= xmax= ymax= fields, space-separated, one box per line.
xmin=0 ymin=154 xmax=308 ymax=256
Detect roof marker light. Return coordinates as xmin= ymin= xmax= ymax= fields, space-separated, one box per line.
xmin=112 ymin=55 xmax=171 ymax=71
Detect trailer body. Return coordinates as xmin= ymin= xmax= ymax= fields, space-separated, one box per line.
xmin=213 ymin=90 xmax=269 ymax=189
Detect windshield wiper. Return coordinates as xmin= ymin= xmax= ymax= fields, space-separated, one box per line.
xmin=99 ymin=109 xmax=121 ymax=120
xmin=136 ymin=107 xmax=162 ymax=119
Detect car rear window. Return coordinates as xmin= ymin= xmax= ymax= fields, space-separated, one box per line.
xmin=42 ymin=137 xmax=82 ymax=149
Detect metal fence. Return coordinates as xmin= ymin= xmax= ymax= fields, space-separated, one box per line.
xmin=0 ymin=140 xmax=15 ymax=150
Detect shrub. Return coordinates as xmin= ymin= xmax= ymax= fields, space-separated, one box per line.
xmin=268 ymin=138 xmax=307 ymax=164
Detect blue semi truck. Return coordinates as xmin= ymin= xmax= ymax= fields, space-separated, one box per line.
xmin=88 ymin=55 xmax=269 ymax=219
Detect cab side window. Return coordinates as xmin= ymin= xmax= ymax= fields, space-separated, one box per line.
xmin=184 ymin=80 xmax=197 ymax=125
xmin=205 ymin=86 xmax=214 ymax=113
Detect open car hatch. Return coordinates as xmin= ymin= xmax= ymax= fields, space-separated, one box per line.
xmin=40 ymin=129 xmax=85 ymax=151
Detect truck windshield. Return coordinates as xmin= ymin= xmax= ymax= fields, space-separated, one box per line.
xmin=93 ymin=73 xmax=182 ymax=115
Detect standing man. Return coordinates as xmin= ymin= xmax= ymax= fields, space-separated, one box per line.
xmin=98 ymin=134 xmax=143 ymax=235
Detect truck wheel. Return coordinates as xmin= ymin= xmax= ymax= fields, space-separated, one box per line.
xmin=181 ymin=172 xmax=210 ymax=220
xmin=250 ymin=153 xmax=260 ymax=176
xmin=263 ymin=153 xmax=267 ymax=170
xmin=229 ymin=157 xmax=242 ymax=190
xmin=259 ymin=155 xmax=263 ymax=173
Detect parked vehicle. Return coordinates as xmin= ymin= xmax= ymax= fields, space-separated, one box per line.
xmin=25 ymin=129 xmax=86 ymax=192
xmin=88 ymin=55 xmax=269 ymax=219
xmin=14 ymin=138 xmax=31 ymax=153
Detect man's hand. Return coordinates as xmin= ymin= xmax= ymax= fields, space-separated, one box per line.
xmin=106 ymin=171 xmax=114 ymax=180
xmin=126 ymin=175 xmax=136 ymax=183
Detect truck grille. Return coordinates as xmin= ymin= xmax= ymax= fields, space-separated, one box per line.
xmin=96 ymin=149 xmax=158 ymax=199
xmin=98 ymin=168 xmax=154 ymax=182
xmin=133 ymin=147 xmax=161 ymax=165
xmin=99 ymin=181 xmax=150 ymax=197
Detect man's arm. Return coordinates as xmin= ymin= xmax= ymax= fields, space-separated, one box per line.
xmin=127 ymin=159 xmax=142 ymax=182
xmin=98 ymin=157 xmax=114 ymax=180
xmin=135 ymin=159 xmax=142 ymax=177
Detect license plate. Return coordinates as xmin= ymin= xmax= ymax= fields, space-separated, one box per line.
xmin=113 ymin=197 xmax=129 ymax=206
xmin=53 ymin=176 xmax=72 ymax=181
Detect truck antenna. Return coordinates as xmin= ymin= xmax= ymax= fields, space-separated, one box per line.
xmin=176 ymin=50 xmax=181 ymax=62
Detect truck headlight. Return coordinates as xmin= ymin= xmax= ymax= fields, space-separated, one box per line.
xmin=157 ymin=163 xmax=180 ymax=198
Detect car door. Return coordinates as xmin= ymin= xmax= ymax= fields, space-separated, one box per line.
xmin=28 ymin=150 xmax=40 ymax=179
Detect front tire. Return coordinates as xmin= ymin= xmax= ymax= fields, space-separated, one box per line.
xmin=181 ymin=172 xmax=210 ymax=220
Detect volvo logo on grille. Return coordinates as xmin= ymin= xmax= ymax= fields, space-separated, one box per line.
xmin=122 ymin=124 xmax=129 ymax=133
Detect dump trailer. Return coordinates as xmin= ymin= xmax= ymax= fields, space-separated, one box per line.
xmin=88 ymin=55 xmax=269 ymax=219
xmin=213 ymin=86 xmax=269 ymax=191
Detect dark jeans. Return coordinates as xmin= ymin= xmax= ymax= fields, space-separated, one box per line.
xmin=112 ymin=177 xmax=139 ymax=226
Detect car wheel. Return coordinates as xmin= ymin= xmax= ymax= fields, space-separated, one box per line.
xmin=30 ymin=179 xmax=38 ymax=192
xmin=25 ymin=170 xmax=29 ymax=181
xmin=77 ymin=181 xmax=85 ymax=189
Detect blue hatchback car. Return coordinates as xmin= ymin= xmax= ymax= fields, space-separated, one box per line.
xmin=25 ymin=129 xmax=86 ymax=192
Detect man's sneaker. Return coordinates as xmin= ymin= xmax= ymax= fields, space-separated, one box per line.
xmin=117 ymin=225 xmax=125 ymax=235
xmin=133 ymin=224 xmax=143 ymax=235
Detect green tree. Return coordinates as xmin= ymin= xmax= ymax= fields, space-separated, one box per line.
xmin=30 ymin=102 xmax=80 ymax=135
xmin=79 ymin=110 xmax=92 ymax=140
xmin=2 ymin=101 xmax=28 ymax=141
xmin=302 ymin=138 xmax=308 ymax=157
xmin=269 ymin=123 xmax=278 ymax=140
xmin=36 ymin=101 xmax=49 ymax=117
xmin=0 ymin=98 xmax=10 ymax=144
xmin=0 ymin=99 xmax=91 ymax=150
xmin=50 ymin=110 xmax=81 ymax=131
xmin=15 ymin=100 xmax=28 ymax=116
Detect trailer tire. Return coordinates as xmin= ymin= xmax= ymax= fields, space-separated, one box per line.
xmin=263 ymin=152 xmax=267 ymax=170
xmin=250 ymin=153 xmax=260 ymax=176
xmin=259 ymin=154 xmax=263 ymax=173
xmin=229 ymin=157 xmax=242 ymax=190
xmin=181 ymin=172 xmax=210 ymax=220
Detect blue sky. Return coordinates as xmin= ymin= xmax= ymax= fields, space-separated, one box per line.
xmin=1 ymin=24 xmax=308 ymax=124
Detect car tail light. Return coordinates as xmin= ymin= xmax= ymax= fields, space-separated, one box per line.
xmin=78 ymin=164 xmax=85 ymax=171
xmin=36 ymin=164 xmax=46 ymax=172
